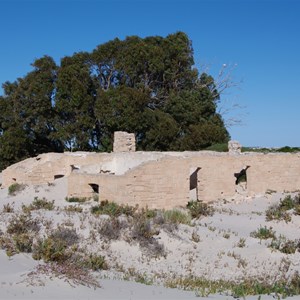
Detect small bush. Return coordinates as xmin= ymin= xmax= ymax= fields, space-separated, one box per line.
xmin=32 ymin=237 xmax=70 ymax=262
xmin=266 ymin=204 xmax=291 ymax=223
xmin=269 ymin=235 xmax=300 ymax=254
xmin=49 ymin=226 xmax=79 ymax=247
xmin=250 ymin=226 xmax=276 ymax=240
xmin=187 ymin=200 xmax=214 ymax=218
xmin=2 ymin=203 xmax=14 ymax=213
xmin=64 ymin=205 xmax=83 ymax=213
xmin=0 ymin=235 xmax=16 ymax=256
xmin=280 ymin=195 xmax=295 ymax=210
xmin=22 ymin=197 xmax=55 ymax=213
xmin=8 ymin=183 xmax=26 ymax=196
xmin=266 ymin=194 xmax=300 ymax=222
xmin=65 ymin=197 xmax=88 ymax=203
xmin=81 ymin=253 xmax=108 ymax=271
xmin=236 ymin=238 xmax=246 ymax=248
xmin=7 ymin=214 xmax=40 ymax=235
xmin=138 ymin=207 xmax=157 ymax=219
xmin=132 ymin=216 xmax=156 ymax=240
xmin=91 ymin=200 xmax=137 ymax=217
xmin=163 ymin=209 xmax=191 ymax=225
xmin=13 ymin=233 xmax=33 ymax=253
xmin=98 ymin=218 xmax=125 ymax=240
xmin=205 ymin=143 xmax=228 ymax=152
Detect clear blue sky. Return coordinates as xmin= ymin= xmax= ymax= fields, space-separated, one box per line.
xmin=0 ymin=0 xmax=299 ymax=147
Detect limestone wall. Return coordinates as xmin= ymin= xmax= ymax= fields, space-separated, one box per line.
xmin=113 ymin=131 xmax=136 ymax=152
xmin=3 ymin=149 xmax=300 ymax=209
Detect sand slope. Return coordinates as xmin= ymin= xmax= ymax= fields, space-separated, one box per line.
xmin=0 ymin=176 xmax=299 ymax=299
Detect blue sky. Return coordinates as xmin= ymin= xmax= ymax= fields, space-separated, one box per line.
xmin=0 ymin=0 xmax=299 ymax=147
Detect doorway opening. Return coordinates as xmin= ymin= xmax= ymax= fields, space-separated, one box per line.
xmin=88 ymin=183 xmax=99 ymax=194
xmin=189 ymin=167 xmax=201 ymax=200
xmin=234 ymin=166 xmax=250 ymax=191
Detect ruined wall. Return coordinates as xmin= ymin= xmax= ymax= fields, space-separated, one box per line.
xmin=68 ymin=156 xmax=189 ymax=209
xmin=3 ymin=149 xmax=300 ymax=209
xmin=68 ymin=152 xmax=300 ymax=208
xmin=113 ymin=131 xmax=136 ymax=152
xmin=1 ymin=152 xmax=113 ymax=187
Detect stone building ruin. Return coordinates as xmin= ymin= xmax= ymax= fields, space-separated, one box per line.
xmin=2 ymin=132 xmax=300 ymax=209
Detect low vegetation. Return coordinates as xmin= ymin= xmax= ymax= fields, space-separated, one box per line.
xmin=166 ymin=273 xmax=300 ymax=298
xmin=269 ymin=235 xmax=300 ymax=254
xmin=22 ymin=197 xmax=55 ymax=213
xmin=266 ymin=194 xmax=300 ymax=222
xmin=65 ymin=197 xmax=88 ymax=203
xmin=250 ymin=226 xmax=276 ymax=240
xmin=0 ymin=195 xmax=299 ymax=297
xmin=91 ymin=200 xmax=137 ymax=217
xmin=8 ymin=183 xmax=26 ymax=196
xmin=187 ymin=200 xmax=214 ymax=218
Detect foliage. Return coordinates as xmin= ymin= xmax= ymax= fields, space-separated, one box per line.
xmin=269 ymin=235 xmax=300 ymax=254
xmin=64 ymin=205 xmax=83 ymax=213
xmin=236 ymin=238 xmax=246 ymax=248
xmin=8 ymin=183 xmax=26 ymax=196
xmin=205 ymin=143 xmax=228 ymax=152
xmin=98 ymin=217 xmax=126 ymax=241
xmin=33 ymin=227 xmax=79 ymax=262
xmin=65 ymin=197 xmax=88 ymax=203
xmin=250 ymin=226 xmax=276 ymax=240
xmin=187 ymin=200 xmax=214 ymax=218
xmin=2 ymin=203 xmax=14 ymax=213
xmin=91 ymin=200 xmax=137 ymax=217
xmin=266 ymin=194 xmax=300 ymax=222
xmin=22 ymin=197 xmax=55 ymax=213
xmin=13 ymin=233 xmax=33 ymax=253
xmin=7 ymin=213 xmax=40 ymax=235
xmin=0 ymin=32 xmax=230 ymax=170
xmin=81 ymin=253 xmax=108 ymax=271
xmin=163 ymin=209 xmax=191 ymax=225
xmin=166 ymin=273 xmax=300 ymax=298
xmin=242 ymin=146 xmax=300 ymax=153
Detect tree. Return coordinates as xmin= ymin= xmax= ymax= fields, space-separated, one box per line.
xmin=0 ymin=32 xmax=231 ymax=170
xmin=54 ymin=52 xmax=97 ymax=151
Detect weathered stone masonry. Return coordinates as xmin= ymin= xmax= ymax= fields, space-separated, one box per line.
xmin=2 ymin=132 xmax=300 ymax=209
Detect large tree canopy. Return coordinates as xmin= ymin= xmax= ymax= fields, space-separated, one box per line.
xmin=0 ymin=32 xmax=229 ymax=170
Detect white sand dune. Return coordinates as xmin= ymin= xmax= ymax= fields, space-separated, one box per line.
xmin=0 ymin=175 xmax=299 ymax=299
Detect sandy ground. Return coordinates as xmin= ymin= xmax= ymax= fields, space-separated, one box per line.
xmin=0 ymin=176 xmax=299 ymax=299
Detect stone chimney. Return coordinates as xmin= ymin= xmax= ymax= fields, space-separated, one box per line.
xmin=113 ymin=131 xmax=136 ymax=152
xmin=228 ymin=140 xmax=242 ymax=155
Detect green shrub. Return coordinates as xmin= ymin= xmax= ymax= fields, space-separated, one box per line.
xmin=132 ymin=215 xmax=156 ymax=240
xmin=32 ymin=227 xmax=79 ymax=262
xmin=49 ymin=227 xmax=79 ymax=247
xmin=269 ymin=235 xmax=300 ymax=254
xmin=8 ymin=183 xmax=26 ymax=196
xmin=250 ymin=226 xmax=276 ymax=240
xmin=163 ymin=209 xmax=191 ymax=225
xmin=98 ymin=217 xmax=126 ymax=240
xmin=22 ymin=197 xmax=55 ymax=213
xmin=7 ymin=214 xmax=40 ymax=235
xmin=2 ymin=203 xmax=14 ymax=213
xmin=205 ymin=143 xmax=228 ymax=152
xmin=65 ymin=197 xmax=88 ymax=203
xmin=266 ymin=194 xmax=300 ymax=222
xmin=33 ymin=237 xmax=70 ymax=262
xmin=91 ymin=200 xmax=137 ymax=217
xmin=280 ymin=195 xmax=295 ymax=210
xmin=82 ymin=253 xmax=108 ymax=271
xmin=236 ymin=238 xmax=246 ymax=248
xmin=187 ymin=200 xmax=214 ymax=218
xmin=64 ymin=205 xmax=83 ymax=213
xmin=266 ymin=204 xmax=291 ymax=223
xmin=13 ymin=233 xmax=33 ymax=253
